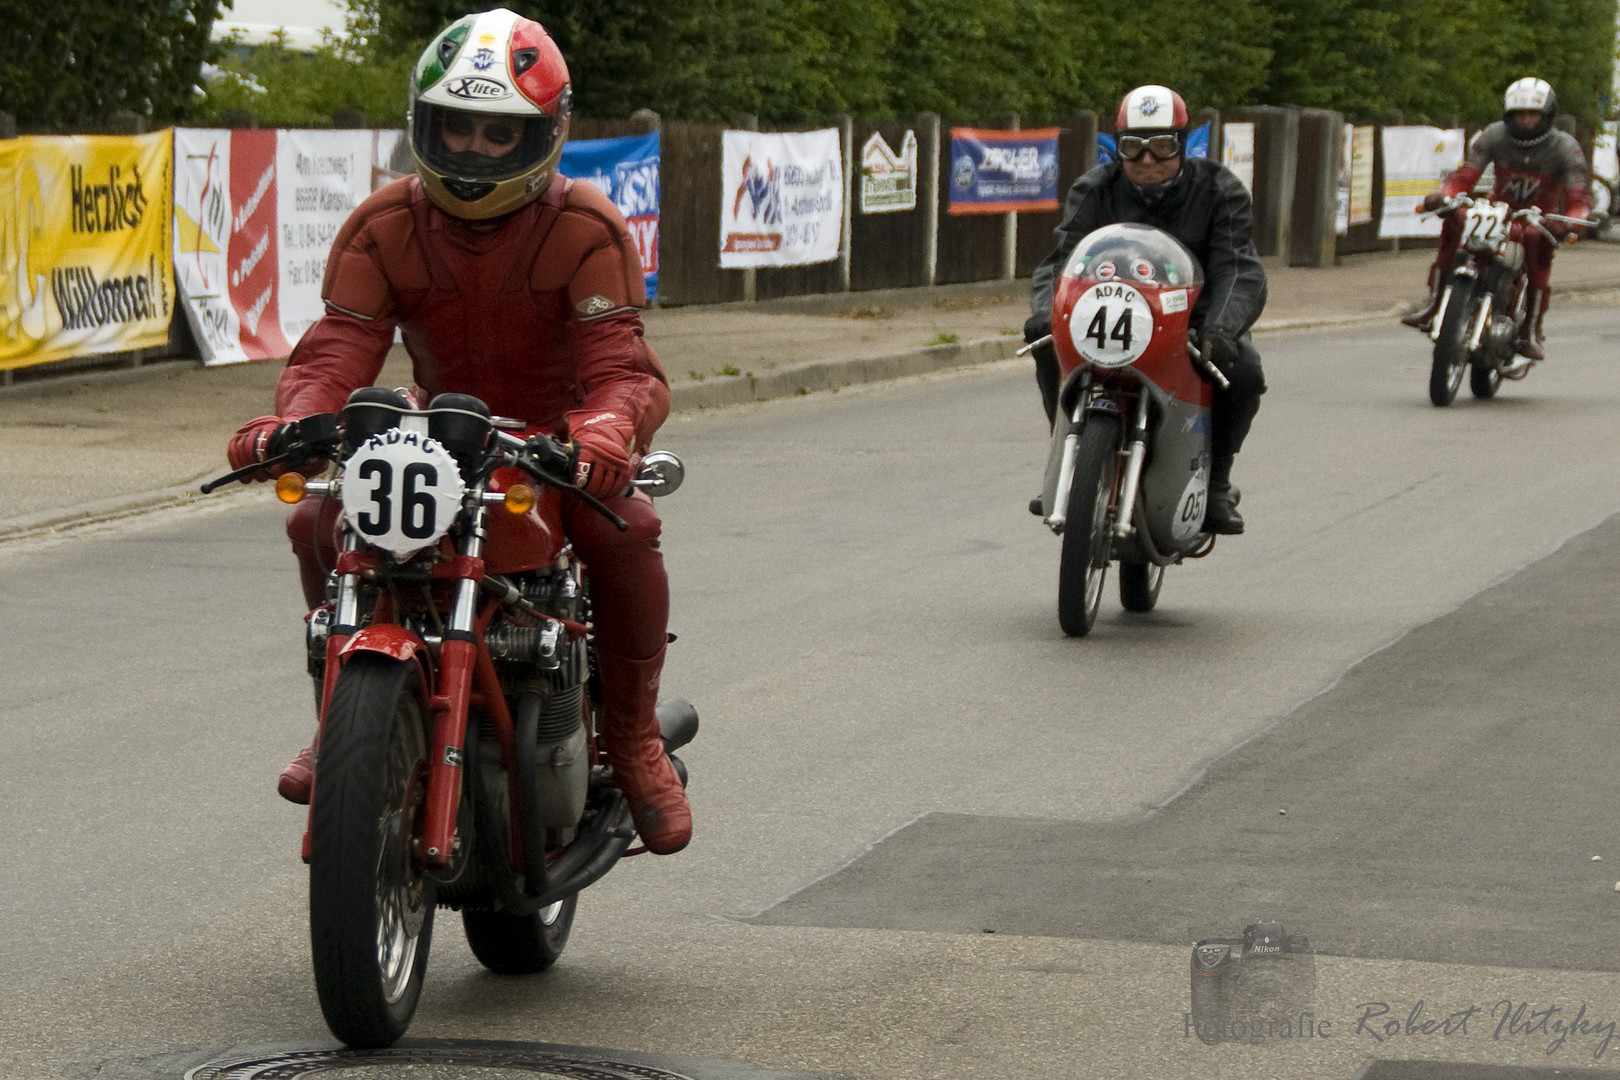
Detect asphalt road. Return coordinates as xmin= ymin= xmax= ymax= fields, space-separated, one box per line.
xmin=5 ymin=302 xmax=1620 ymax=1080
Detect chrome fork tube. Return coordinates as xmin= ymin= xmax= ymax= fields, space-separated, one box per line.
xmin=333 ymin=531 xmax=364 ymax=633
xmin=1112 ymin=392 xmax=1150 ymax=540
xmin=448 ymin=486 xmax=489 ymax=635
xmin=1045 ymin=394 xmax=1087 ymax=530
xmin=1467 ymin=293 xmax=1494 ymax=352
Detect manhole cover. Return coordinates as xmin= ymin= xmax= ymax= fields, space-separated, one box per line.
xmin=185 ymin=1047 xmax=695 ymax=1080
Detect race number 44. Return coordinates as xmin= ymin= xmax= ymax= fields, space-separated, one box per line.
xmin=1069 ymin=281 xmax=1153 ymax=368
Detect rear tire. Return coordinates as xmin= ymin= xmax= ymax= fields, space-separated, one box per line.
xmin=463 ymin=894 xmax=578 ymax=974
xmin=1057 ymin=415 xmax=1120 ymax=637
xmin=1119 ymin=561 xmax=1164 ymax=613
xmin=1429 ymin=276 xmax=1473 ymax=407
xmin=309 ymin=654 xmax=435 ymax=1049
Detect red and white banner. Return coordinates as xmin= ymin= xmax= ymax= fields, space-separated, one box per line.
xmin=173 ymin=129 xmax=389 ymax=365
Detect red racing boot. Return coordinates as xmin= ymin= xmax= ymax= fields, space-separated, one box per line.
xmin=278 ymin=744 xmax=315 ymax=804
xmin=595 ymin=646 xmax=692 ymax=854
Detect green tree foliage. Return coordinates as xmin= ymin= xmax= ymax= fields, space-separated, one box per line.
xmin=189 ymin=28 xmax=416 ymax=128
xmin=348 ymin=0 xmax=1613 ymax=129
xmin=0 ymin=0 xmax=220 ymax=128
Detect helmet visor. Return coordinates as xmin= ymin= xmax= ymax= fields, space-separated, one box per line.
xmin=413 ymin=102 xmax=558 ymax=184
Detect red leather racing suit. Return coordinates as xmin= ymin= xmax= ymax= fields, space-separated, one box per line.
xmin=1432 ymin=122 xmax=1591 ymax=299
xmin=277 ymin=173 xmax=671 ymax=669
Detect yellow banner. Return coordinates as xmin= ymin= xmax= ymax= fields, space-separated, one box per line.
xmin=0 ymin=132 xmax=174 ymax=370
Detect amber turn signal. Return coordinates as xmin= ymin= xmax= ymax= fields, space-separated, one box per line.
xmin=503 ymin=483 xmax=537 ymax=514
xmin=275 ymin=472 xmax=307 ymax=504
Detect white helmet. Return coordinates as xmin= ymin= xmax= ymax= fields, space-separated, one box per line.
xmin=408 ymin=8 xmax=572 ymax=220
xmin=1502 ymin=77 xmax=1556 ymax=145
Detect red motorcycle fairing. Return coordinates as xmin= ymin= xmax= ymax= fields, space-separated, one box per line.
xmin=1050 ymin=223 xmax=1208 ymax=411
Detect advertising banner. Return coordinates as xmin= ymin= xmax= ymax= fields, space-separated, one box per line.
xmin=948 ymin=127 xmax=1059 ymax=214
xmin=0 ymin=132 xmax=174 ymax=370
xmin=719 ymin=128 xmax=842 ymax=267
xmin=174 ymin=129 xmax=374 ymax=365
xmin=560 ymin=131 xmax=661 ymax=299
xmin=1336 ymin=125 xmax=1376 ymax=233
xmin=859 ymin=130 xmax=918 ymax=213
xmin=1379 ymin=126 xmax=1465 ymax=238
xmin=1221 ymin=122 xmax=1255 ymax=194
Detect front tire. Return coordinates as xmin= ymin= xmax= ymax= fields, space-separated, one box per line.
xmin=309 ymin=654 xmax=436 ymax=1049
xmin=463 ymin=894 xmax=578 ymax=975
xmin=1429 ymin=276 xmax=1474 ymax=407
xmin=1119 ymin=561 xmax=1164 ymax=613
xmin=1057 ymin=414 xmax=1121 ymax=637
xmin=1470 ymin=349 xmax=1503 ymax=398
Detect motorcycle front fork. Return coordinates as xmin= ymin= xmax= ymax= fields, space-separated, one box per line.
xmin=1049 ymin=386 xmax=1145 ymax=541
xmin=1111 ymin=393 xmax=1151 ymax=540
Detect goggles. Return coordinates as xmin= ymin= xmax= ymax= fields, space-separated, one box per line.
xmin=1117 ymin=133 xmax=1181 ymax=162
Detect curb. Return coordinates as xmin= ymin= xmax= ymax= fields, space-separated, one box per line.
xmin=0 ymin=475 xmax=239 ymax=544
xmin=669 ymin=336 xmax=1024 ymax=411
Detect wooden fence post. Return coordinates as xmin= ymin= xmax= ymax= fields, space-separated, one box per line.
xmin=919 ymin=112 xmax=940 ymax=286
xmin=1001 ymin=112 xmax=1019 ymax=281
xmin=734 ymin=113 xmax=758 ymax=302
xmin=837 ymin=113 xmax=853 ymax=292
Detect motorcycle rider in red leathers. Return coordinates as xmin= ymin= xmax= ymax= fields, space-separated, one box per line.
xmin=224 ymin=9 xmax=691 ymax=854
xmin=1402 ymin=77 xmax=1591 ymax=362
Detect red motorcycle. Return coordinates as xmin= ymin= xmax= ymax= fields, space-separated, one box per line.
xmin=1024 ymin=224 xmax=1228 ymax=636
xmin=1421 ymin=194 xmax=1587 ymax=406
xmin=203 ymin=389 xmax=695 ymax=1048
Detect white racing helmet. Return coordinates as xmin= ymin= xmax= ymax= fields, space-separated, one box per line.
xmin=1502 ymin=77 xmax=1557 ymax=145
xmin=408 ymin=8 xmax=572 ymax=220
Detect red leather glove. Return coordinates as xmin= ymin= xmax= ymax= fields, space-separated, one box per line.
xmin=567 ymin=409 xmax=635 ymax=499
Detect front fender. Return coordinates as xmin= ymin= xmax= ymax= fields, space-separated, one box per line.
xmin=339 ymin=626 xmax=435 ymax=692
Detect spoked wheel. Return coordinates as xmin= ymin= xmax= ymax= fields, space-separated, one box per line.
xmin=1429 ymin=276 xmax=1474 ymax=407
xmin=1057 ymin=415 xmax=1120 ymax=637
xmin=463 ymin=894 xmax=578 ymax=975
xmin=1118 ymin=561 xmax=1164 ymax=613
xmin=309 ymin=654 xmax=436 ymax=1049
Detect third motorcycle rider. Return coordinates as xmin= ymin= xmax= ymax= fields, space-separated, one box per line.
xmin=1401 ymin=77 xmax=1591 ymax=363
xmin=1026 ymin=85 xmax=1266 ymax=535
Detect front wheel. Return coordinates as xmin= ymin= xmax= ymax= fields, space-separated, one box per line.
xmin=1119 ymin=561 xmax=1164 ymax=613
xmin=1057 ymin=414 xmax=1121 ymax=637
xmin=309 ymin=654 xmax=436 ymax=1049
xmin=463 ymin=894 xmax=578 ymax=974
xmin=1429 ymin=276 xmax=1474 ymax=407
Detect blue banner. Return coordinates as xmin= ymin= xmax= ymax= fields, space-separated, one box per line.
xmin=947 ymin=127 xmax=1061 ymax=214
xmin=559 ymin=131 xmax=660 ymax=300
xmin=1097 ymin=123 xmax=1210 ymax=166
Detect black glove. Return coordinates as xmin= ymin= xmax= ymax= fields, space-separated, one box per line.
xmin=1024 ymin=314 xmax=1052 ymax=344
xmin=1197 ymin=329 xmax=1241 ymax=378
xmin=275 ymin=413 xmax=340 ymax=466
xmin=1421 ymin=192 xmax=1448 ymax=213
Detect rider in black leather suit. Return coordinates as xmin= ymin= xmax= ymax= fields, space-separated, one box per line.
xmin=1026 ymin=85 xmax=1267 ymax=534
